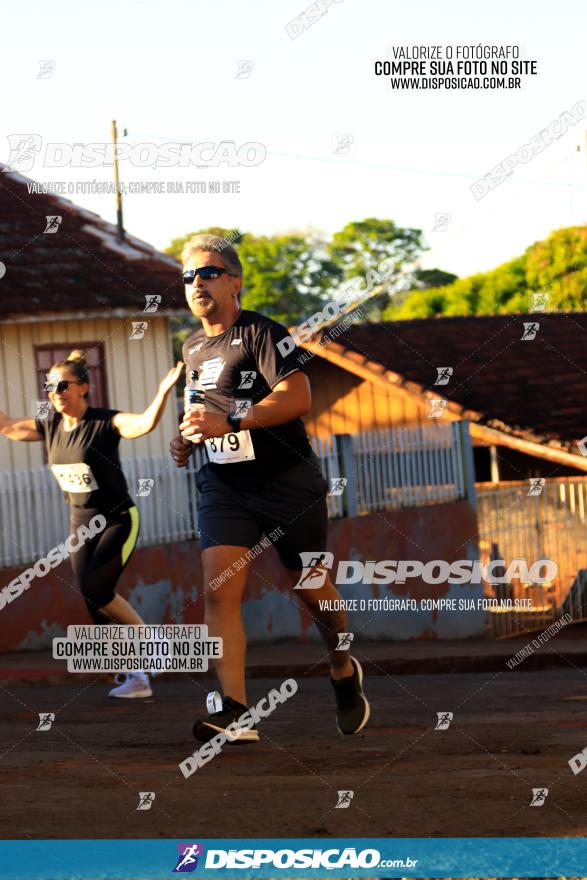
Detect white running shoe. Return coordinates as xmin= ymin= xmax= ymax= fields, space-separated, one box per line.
xmin=108 ymin=672 xmax=153 ymax=699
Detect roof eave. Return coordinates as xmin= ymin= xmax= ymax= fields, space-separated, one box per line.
xmin=302 ymin=337 xmax=587 ymax=472
xmin=0 ymin=307 xmax=192 ymax=323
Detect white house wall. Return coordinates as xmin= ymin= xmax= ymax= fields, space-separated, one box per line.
xmin=0 ymin=316 xmax=180 ymax=472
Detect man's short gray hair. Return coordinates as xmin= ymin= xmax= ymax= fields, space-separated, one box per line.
xmin=181 ymin=233 xmax=243 ymax=277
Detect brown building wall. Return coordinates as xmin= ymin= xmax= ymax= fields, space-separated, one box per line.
xmin=302 ymin=357 xmax=428 ymax=439
xmin=302 ymin=357 xmax=585 ymax=480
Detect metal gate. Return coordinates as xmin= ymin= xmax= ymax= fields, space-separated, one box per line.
xmin=477 ymin=477 xmax=587 ymax=637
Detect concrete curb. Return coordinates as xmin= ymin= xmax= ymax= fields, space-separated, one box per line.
xmin=2 ymin=649 xmax=587 ymax=686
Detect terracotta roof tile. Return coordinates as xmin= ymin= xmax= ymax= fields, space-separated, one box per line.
xmin=322 ymin=313 xmax=587 ymax=443
xmin=0 ymin=166 xmax=184 ymax=318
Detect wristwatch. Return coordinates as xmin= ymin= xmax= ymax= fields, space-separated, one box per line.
xmin=226 ymin=413 xmax=242 ymax=433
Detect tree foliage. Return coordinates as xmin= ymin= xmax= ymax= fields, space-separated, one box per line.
xmin=166 ymin=226 xmax=339 ymax=325
xmin=165 ymin=221 xmax=587 ymax=328
xmin=164 ymin=220 xmax=435 ymax=325
xmin=391 ymin=226 xmax=587 ymax=318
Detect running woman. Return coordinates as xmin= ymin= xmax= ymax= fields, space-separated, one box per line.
xmin=0 ymin=350 xmax=183 ymax=698
xmin=170 ymin=234 xmax=369 ymax=742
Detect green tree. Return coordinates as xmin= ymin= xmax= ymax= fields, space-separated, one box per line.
xmin=327 ymin=218 xmax=426 ymax=319
xmin=394 ymin=224 xmax=587 ymax=318
xmin=382 ymin=268 xmax=458 ymax=319
xmin=165 ymin=227 xmax=339 ymax=325
xmin=237 ymin=232 xmax=340 ymax=323
xmin=164 ymin=218 xmax=448 ymax=326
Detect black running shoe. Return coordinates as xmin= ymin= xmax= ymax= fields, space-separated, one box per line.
xmin=331 ymin=656 xmax=370 ymax=735
xmin=192 ymin=692 xmax=259 ymax=743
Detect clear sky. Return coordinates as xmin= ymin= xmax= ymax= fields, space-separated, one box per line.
xmin=1 ymin=0 xmax=586 ymax=279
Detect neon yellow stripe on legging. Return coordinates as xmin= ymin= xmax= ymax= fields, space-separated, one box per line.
xmin=121 ymin=506 xmax=140 ymax=566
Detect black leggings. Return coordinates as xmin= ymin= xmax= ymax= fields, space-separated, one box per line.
xmin=69 ymin=507 xmax=140 ymax=624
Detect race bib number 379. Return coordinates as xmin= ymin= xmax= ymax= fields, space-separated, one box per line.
xmin=51 ymin=462 xmax=98 ymax=493
xmin=205 ymin=430 xmax=256 ymax=464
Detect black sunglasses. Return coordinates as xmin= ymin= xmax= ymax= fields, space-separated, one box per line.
xmin=182 ymin=266 xmax=236 ymax=284
xmin=44 ymin=380 xmax=82 ymax=393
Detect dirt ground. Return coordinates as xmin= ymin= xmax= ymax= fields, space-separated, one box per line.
xmin=1 ymin=666 xmax=587 ymax=841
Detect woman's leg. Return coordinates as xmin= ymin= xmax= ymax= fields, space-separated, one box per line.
xmin=69 ymin=524 xmax=109 ymax=625
xmin=70 ymin=507 xmax=141 ymax=623
xmin=69 ymin=508 xmax=152 ymax=696
xmin=98 ymin=593 xmax=144 ymax=625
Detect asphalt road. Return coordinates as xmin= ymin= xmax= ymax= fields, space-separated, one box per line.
xmin=1 ymin=669 xmax=587 ymax=840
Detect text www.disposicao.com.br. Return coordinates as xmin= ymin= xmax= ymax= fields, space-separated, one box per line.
xmin=69 ymin=657 xmax=201 ymax=672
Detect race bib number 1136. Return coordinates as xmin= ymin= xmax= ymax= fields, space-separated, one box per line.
xmin=51 ymin=462 xmax=98 ymax=493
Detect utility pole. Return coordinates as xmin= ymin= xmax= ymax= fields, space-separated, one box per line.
xmin=111 ymin=119 xmax=125 ymax=240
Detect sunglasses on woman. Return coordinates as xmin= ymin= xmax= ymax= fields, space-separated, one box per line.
xmin=44 ymin=380 xmax=83 ymax=393
xmin=182 ymin=266 xmax=236 ymax=284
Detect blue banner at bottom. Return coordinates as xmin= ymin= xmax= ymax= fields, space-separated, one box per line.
xmin=0 ymin=837 xmax=584 ymax=879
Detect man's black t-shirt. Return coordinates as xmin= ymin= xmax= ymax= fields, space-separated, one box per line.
xmin=182 ymin=309 xmax=312 ymax=487
xmin=35 ymin=407 xmax=133 ymax=514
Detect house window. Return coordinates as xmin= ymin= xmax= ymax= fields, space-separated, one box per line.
xmin=34 ymin=343 xmax=108 ymax=407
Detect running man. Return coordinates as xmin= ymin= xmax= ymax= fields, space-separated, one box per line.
xmin=0 ymin=350 xmax=183 ymax=698
xmin=170 ymin=234 xmax=369 ymax=741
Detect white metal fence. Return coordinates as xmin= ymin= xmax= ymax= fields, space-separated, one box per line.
xmin=477 ymin=478 xmax=587 ymax=637
xmin=0 ymin=421 xmax=474 ymax=569
xmin=352 ymin=422 xmax=466 ymax=513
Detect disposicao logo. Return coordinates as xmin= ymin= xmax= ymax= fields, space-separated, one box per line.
xmin=173 ymin=843 xmax=204 ymax=872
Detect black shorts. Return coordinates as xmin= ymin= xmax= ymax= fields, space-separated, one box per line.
xmin=195 ymin=452 xmax=329 ymax=570
xmin=69 ymin=506 xmax=140 ymax=624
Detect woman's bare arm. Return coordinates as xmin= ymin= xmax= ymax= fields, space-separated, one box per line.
xmin=0 ymin=410 xmax=42 ymax=442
